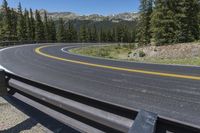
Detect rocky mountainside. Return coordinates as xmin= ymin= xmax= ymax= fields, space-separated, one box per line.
xmin=39 ymin=10 xmax=139 ymax=22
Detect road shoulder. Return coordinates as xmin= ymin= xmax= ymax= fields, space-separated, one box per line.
xmin=0 ymin=96 xmax=50 ymax=133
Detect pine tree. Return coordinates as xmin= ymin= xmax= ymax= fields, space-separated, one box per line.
xmin=199 ymin=1 xmax=200 ymax=39
xmin=123 ymin=26 xmax=129 ymax=42
xmin=0 ymin=15 xmax=3 ymax=40
xmin=88 ymin=28 xmax=93 ymax=42
xmin=48 ymin=19 xmax=57 ymax=42
xmin=92 ymin=25 xmax=98 ymax=42
xmin=99 ymin=28 xmax=107 ymax=42
xmin=1 ymin=0 xmax=12 ymax=41
xmin=111 ymin=28 xmax=116 ymax=42
xmin=29 ymin=9 xmax=35 ymax=41
xmin=116 ymin=25 xmax=124 ymax=42
xmin=35 ymin=10 xmax=45 ymax=42
xmin=24 ymin=9 xmax=31 ymax=41
xmin=199 ymin=4 xmax=200 ymax=40
xmin=137 ymin=0 xmax=153 ymax=45
xmin=44 ymin=11 xmax=50 ymax=41
xmin=151 ymin=0 xmax=176 ymax=45
xmin=0 ymin=13 xmax=3 ymax=40
xmin=151 ymin=0 xmax=200 ymax=45
xmin=57 ymin=18 xmax=66 ymax=42
xmin=66 ymin=21 xmax=77 ymax=42
xmin=175 ymin=0 xmax=200 ymax=42
xmin=107 ymin=30 xmax=113 ymax=42
xmin=10 ymin=8 xmax=18 ymax=40
xmin=79 ymin=25 xmax=88 ymax=42
xmin=131 ymin=29 xmax=136 ymax=43
xmin=187 ymin=0 xmax=200 ymax=41
xmin=99 ymin=28 xmax=103 ymax=42
xmin=17 ymin=2 xmax=27 ymax=41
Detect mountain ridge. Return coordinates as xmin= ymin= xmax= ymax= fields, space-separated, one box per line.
xmin=38 ymin=10 xmax=139 ymax=22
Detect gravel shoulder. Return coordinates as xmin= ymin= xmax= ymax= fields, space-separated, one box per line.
xmin=0 ymin=97 xmax=50 ymax=133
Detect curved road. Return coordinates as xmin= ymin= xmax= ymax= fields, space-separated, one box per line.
xmin=1 ymin=43 xmax=200 ymax=127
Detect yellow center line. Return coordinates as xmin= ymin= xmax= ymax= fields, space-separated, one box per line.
xmin=35 ymin=45 xmax=200 ymax=81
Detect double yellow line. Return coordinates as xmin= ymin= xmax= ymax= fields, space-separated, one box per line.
xmin=35 ymin=45 xmax=200 ymax=81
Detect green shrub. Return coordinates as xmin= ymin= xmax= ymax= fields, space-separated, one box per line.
xmin=115 ymin=44 xmax=121 ymax=50
xmin=129 ymin=43 xmax=135 ymax=49
xmin=128 ymin=51 xmax=132 ymax=55
xmin=122 ymin=44 xmax=128 ymax=48
xmin=139 ymin=51 xmax=146 ymax=57
xmin=97 ymin=48 xmax=110 ymax=57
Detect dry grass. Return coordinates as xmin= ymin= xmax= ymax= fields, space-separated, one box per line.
xmin=70 ymin=43 xmax=200 ymax=66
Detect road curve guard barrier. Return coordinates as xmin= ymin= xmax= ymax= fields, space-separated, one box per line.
xmin=1 ymin=71 xmax=200 ymax=133
xmin=0 ymin=69 xmax=6 ymax=96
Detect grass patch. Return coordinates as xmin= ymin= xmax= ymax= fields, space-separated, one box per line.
xmin=70 ymin=44 xmax=200 ymax=66
xmin=70 ymin=44 xmax=134 ymax=59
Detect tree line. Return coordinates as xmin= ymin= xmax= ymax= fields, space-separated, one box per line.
xmin=137 ymin=0 xmax=200 ymax=46
xmin=0 ymin=0 xmax=136 ymax=43
xmin=0 ymin=0 xmax=56 ymax=42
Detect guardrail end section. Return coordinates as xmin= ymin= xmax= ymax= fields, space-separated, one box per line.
xmin=128 ymin=110 xmax=158 ymax=133
xmin=0 ymin=69 xmax=6 ymax=96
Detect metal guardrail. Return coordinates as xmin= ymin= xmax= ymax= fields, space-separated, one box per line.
xmin=0 ymin=70 xmax=6 ymax=96
xmin=0 ymin=41 xmax=57 ymax=48
xmin=0 ymin=41 xmax=36 ymax=47
xmin=0 ymin=69 xmax=200 ymax=133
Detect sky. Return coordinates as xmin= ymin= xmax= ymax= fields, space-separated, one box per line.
xmin=0 ymin=0 xmax=140 ymax=15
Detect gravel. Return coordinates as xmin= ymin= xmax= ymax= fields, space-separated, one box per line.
xmin=0 ymin=97 xmax=51 ymax=133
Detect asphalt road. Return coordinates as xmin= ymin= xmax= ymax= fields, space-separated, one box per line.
xmin=0 ymin=43 xmax=200 ymax=127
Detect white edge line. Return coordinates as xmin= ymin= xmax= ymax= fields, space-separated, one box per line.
xmin=0 ymin=44 xmax=42 ymax=74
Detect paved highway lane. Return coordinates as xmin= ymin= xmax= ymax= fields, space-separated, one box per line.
xmin=0 ymin=43 xmax=200 ymax=127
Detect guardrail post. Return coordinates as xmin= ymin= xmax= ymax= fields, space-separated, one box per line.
xmin=0 ymin=69 xmax=6 ymax=96
xmin=128 ymin=110 xmax=157 ymax=133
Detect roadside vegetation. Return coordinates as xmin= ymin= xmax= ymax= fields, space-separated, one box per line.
xmin=71 ymin=0 xmax=200 ymax=66
xmin=71 ymin=44 xmax=135 ymax=59
xmin=71 ymin=43 xmax=200 ymax=66
xmin=137 ymin=0 xmax=200 ymax=46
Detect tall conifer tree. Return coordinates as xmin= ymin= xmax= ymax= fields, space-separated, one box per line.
xmin=137 ymin=0 xmax=153 ymax=45
xmin=57 ymin=18 xmax=66 ymax=42
xmin=35 ymin=10 xmax=45 ymax=42
xmin=29 ymin=9 xmax=35 ymax=41
xmin=48 ymin=19 xmax=57 ymax=41
xmin=17 ymin=2 xmax=27 ymax=41
xmin=175 ymin=0 xmax=200 ymax=42
xmin=66 ymin=21 xmax=77 ymax=42
xmin=44 ymin=11 xmax=50 ymax=41
xmin=1 ymin=0 xmax=12 ymax=40
xmin=10 ymin=8 xmax=17 ymax=40
xmin=24 ymin=9 xmax=31 ymax=40
xmin=151 ymin=0 xmax=176 ymax=45
xmin=79 ymin=25 xmax=88 ymax=42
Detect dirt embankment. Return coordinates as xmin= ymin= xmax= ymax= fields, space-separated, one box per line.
xmin=130 ymin=43 xmax=200 ymax=59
